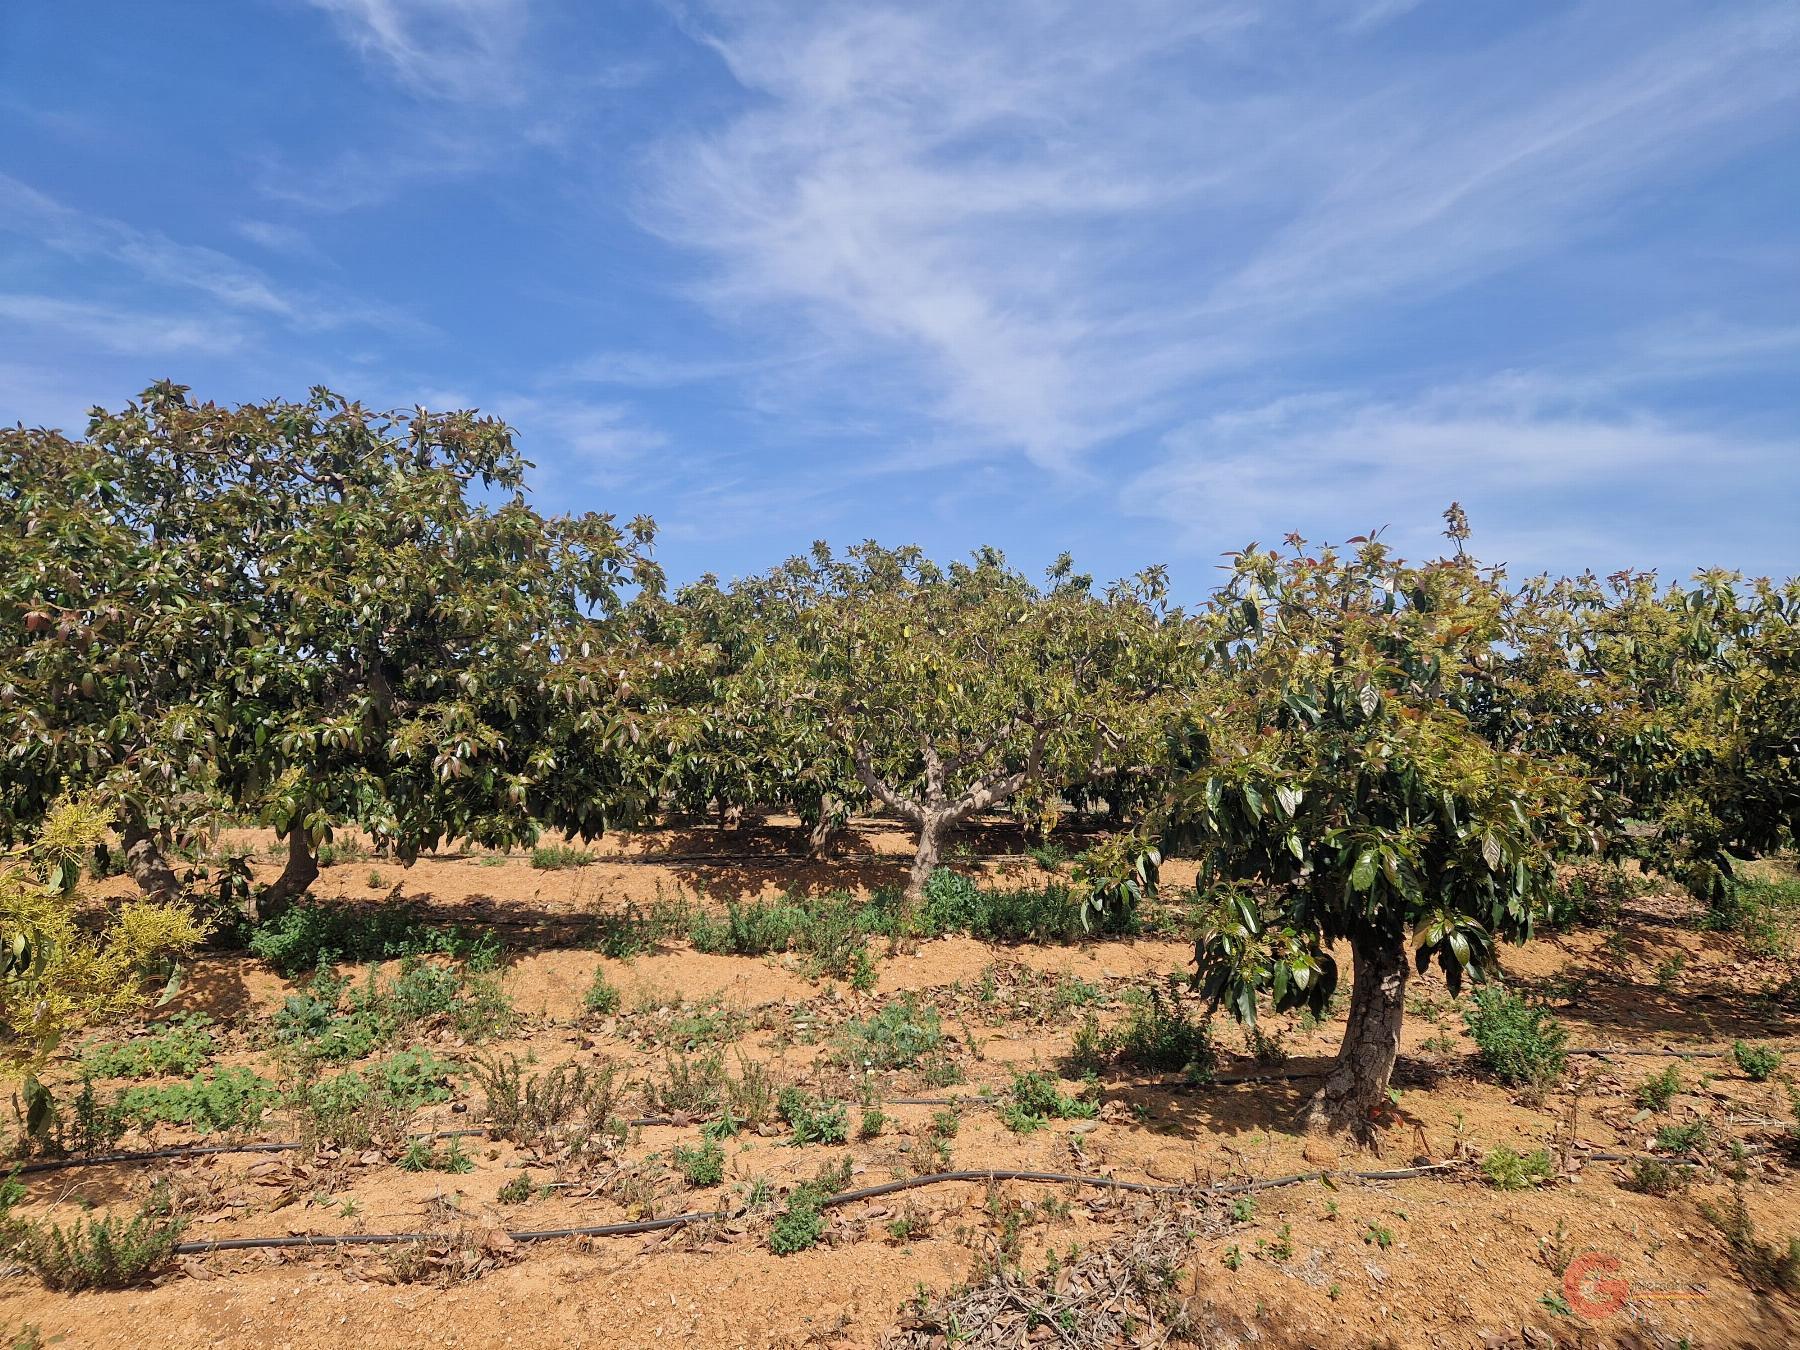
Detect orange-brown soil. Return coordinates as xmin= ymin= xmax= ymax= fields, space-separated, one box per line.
xmin=2 ymin=819 xmax=1796 ymax=1347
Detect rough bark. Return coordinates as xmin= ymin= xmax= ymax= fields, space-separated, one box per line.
xmin=904 ymin=812 xmax=950 ymax=910
xmin=121 ymin=821 xmax=180 ymax=903
xmin=805 ymin=793 xmax=848 ymax=860
xmin=254 ymin=828 xmax=319 ymax=924
xmin=1302 ymin=931 xmax=1409 ymax=1140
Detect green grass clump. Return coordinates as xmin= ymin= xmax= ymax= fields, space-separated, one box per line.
xmin=1481 ymin=1144 xmax=1554 ymax=1190
xmin=271 ymin=958 xmax=513 ymax=1060
xmin=249 ymin=901 xmax=497 ymax=976
xmin=768 ymin=1161 xmax=851 ymax=1256
xmin=80 ymin=1015 xmax=216 ymax=1079
xmin=1101 ymin=984 xmax=1215 ymax=1079
xmin=1654 ymin=1120 xmax=1708 ymax=1153
xmin=999 ymin=1069 xmax=1098 ymax=1133
xmin=688 ymin=893 xmax=874 ymax=977
xmin=921 ymin=869 xmax=1132 ymax=943
xmin=777 ymin=1088 xmax=849 ymax=1146
xmin=529 ymin=843 xmax=593 ymax=871
xmin=672 ymin=1139 xmax=726 ymax=1187
xmin=1719 ymin=877 xmax=1800 ymax=958
xmin=115 ymin=1066 xmax=276 ymax=1134
xmin=834 ymin=995 xmax=944 ymax=1070
xmin=1637 ymin=1064 xmax=1683 ymax=1112
xmin=1733 ymin=1040 xmax=1782 ymax=1082
xmin=1462 ymin=986 xmax=1567 ymax=1091
xmin=583 ymin=967 xmax=622 ymax=1015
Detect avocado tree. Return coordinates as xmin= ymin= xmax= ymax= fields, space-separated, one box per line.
xmin=1 ymin=409 xmax=248 ymax=898
xmin=634 ymin=570 xmax=868 ymax=856
xmin=1174 ymin=517 xmax=1597 ymax=1137
xmin=732 ymin=542 xmax=1201 ymax=915
xmin=2 ymin=383 xmax=661 ymax=918
xmin=1496 ymin=568 xmax=1798 ymax=910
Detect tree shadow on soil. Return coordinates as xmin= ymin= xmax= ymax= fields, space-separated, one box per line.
xmin=164 ymin=952 xmax=254 ymax=1023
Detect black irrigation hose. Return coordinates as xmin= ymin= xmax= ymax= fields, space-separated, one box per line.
xmin=10 ymin=1129 xmax=493 ymax=1178
xmin=170 ymin=1162 xmax=1462 ymax=1256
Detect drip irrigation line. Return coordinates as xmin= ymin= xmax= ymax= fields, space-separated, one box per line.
xmin=10 ymin=1129 xmax=492 ymax=1177
xmin=8 ymin=1118 xmax=699 ymax=1179
xmin=170 ymin=1162 xmax=1461 ymax=1256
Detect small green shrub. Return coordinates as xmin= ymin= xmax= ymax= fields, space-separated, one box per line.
xmin=1481 ymin=1145 xmax=1554 ymax=1190
xmin=115 ymin=1067 xmax=276 ymax=1134
xmin=583 ymin=968 xmax=622 ymax=1016
xmin=835 ymin=995 xmax=944 ymax=1070
xmin=80 ymin=1015 xmax=216 ymax=1079
xmin=1462 ymin=986 xmax=1567 ymax=1091
xmin=1624 ymin=1158 xmax=1689 ymax=1196
xmin=777 ymin=1088 xmax=849 ymax=1146
xmin=530 ymin=843 xmax=593 ymax=871
xmin=497 ymin=1173 xmax=535 ymax=1205
xmin=1104 ymin=984 xmax=1215 ymax=1079
xmin=1733 ymin=1040 xmax=1782 ymax=1082
xmin=848 ymin=945 xmax=878 ymax=993
xmin=1000 ymin=1069 xmax=1097 ymax=1134
xmin=768 ymin=1162 xmax=850 ymax=1256
xmin=10 ymin=1202 xmax=185 ymax=1290
xmin=1638 ymin=1065 xmax=1683 ymax=1112
xmin=1654 ymin=1120 xmax=1708 ymax=1153
xmin=672 ymin=1139 xmax=726 ymax=1187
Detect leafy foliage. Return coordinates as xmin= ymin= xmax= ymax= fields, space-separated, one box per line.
xmin=1733 ymin=1040 xmax=1782 ymax=1082
xmin=0 ymin=799 xmax=204 ymax=1075
xmin=833 ymin=996 xmax=945 ymax=1070
xmin=1481 ymin=1145 xmax=1554 ymax=1190
xmin=999 ymin=1069 xmax=1098 ymax=1133
xmin=7 ymin=1199 xmax=185 ymax=1290
xmin=1462 ymin=986 xmax=1568 ymax=1091
xmin=1173 ymin=521 xmax=1596 ymax=1130
xmin=115 ymin=1066 xmax=276 ymax=1133
xmin=80 ymin=1015 xmax=215 ymax=1079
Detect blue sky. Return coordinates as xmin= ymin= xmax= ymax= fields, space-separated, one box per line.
xmin=2 ymin=1 xmax=1796 ymax=595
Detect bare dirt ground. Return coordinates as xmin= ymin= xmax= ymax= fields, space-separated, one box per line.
xmin=3 ymin=818 xmax=1797 ymax=1348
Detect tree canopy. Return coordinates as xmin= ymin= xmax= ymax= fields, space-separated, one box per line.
xmin=1174 ymin=518 xmax=1598 ymax=1134
xmin=718 ymin=542 xmax=1205 ymax=912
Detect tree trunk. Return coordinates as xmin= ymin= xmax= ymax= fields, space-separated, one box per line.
xmin=1302 ymin=931 xmax=1409 ymax=1141
xmin=121 ymin=821 xmax=180 ymax=903
xmin=902 ymin=813 xmax=950 ymax=918
xmin=254 ymin=828 xmax=319 ymax=924
xmin=805 ymin=793 xmax=847 ymax=860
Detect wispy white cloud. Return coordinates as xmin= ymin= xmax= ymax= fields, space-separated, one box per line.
xmin=0 ymin=173 xmax=401 ymax=332
xmin=644 ymin=2 xmax=1799 ymax=471
xmin=305 ymin=0 xmax=530 ymax=102
xmin=0 ymin=294 xmax=246 ymax=357
xmin=1123 ymin=371 xmax=1799 ymax=573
